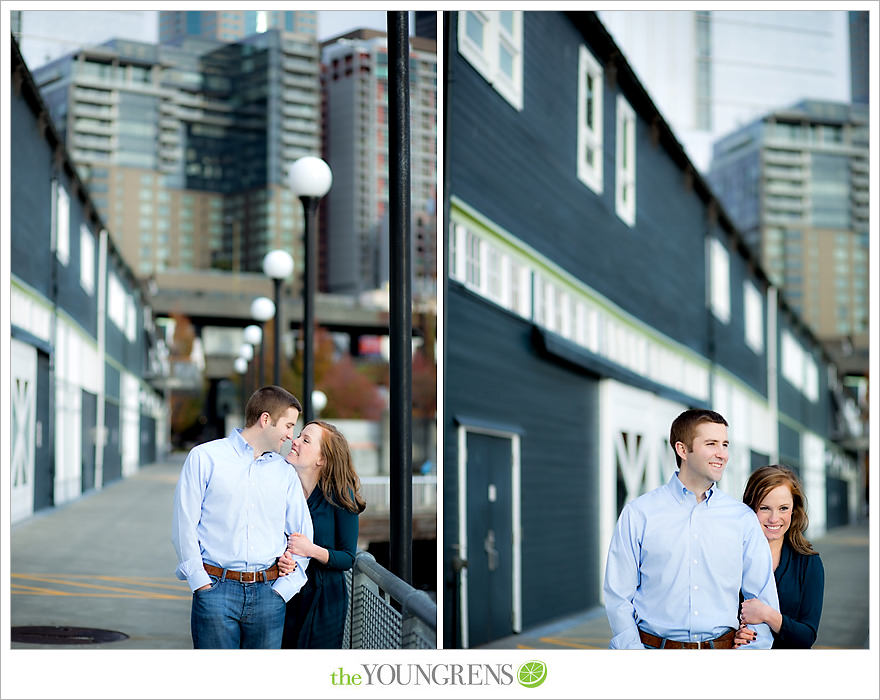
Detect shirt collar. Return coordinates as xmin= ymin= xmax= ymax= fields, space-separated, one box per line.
xmin=230 ymin=428 xmax=284 ymax=463
xmin=668 ymin=471 xmax=716 ymax=504
xmin=229 ymin=429 xmax=253 ymax=458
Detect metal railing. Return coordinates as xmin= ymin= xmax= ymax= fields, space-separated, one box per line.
xmin=343 ymin=551 xmax=436 ymax=649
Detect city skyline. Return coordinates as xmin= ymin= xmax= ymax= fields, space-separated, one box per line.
xmin=14 ymin=9 xmax=397 ymax=71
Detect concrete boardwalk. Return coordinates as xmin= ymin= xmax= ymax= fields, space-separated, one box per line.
xmin=479 ymin=520 xmax=871 ymax=650
xmin=10 ymin=455 xmax=192 ymax=649
xmin=10 ymin=457 xmax=871 ymax=652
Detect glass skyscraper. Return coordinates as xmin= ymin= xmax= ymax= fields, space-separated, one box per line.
xmin=708 ymin=100 xmax=869 ymax=373
xmin=32 ymin=29 xmax=322 ymax=277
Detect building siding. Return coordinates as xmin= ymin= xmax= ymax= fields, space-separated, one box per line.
xmin=444 ymin=11 xmax=863 ymax=647
xmin=445 ymin=284 xmax=599 ymax=642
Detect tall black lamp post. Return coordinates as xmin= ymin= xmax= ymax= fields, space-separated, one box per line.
xmin=262 ymin=250 xmax=294 ymax=387
xmin=287 ymin=156 xmax=332 ymax=423
xmin=249 ymin=296 xmax=275 ymax=387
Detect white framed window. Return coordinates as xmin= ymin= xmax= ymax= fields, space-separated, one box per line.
xmin=108 ymin=272 xmax=126 ymax=331
xmin=556 ymin=288 xmax=570 ymax=338
xmin=486 ymin=245 xmax=503 ymax=303
xmin=508 ymin=258 xmax=531 ymax=319
xmin=804 ymin=356 xmax=819 ymax=402
xmin=458 ymin=10 xmax=523 ymax=110
xmin=80 ymin=224 xmax=95 ymax=295
xmin=125 ymin=295 xmax=137 ymax=342
xmin=615 ymin=94 xmax=636 ymax=226
xmin=781 ymin=329 xmax=819 ymax=402
xmin=450 ymin=222 xmax=463 ymax=281
xmin=54 ymin=181 xmax=70 ymax=266
xmin=743 ymin=281 xmax=764 ymax=353
xmin=781 ymin=330 xmax=817 ymax=401
xmin=708 ymin=238 xmax=730 ymax=323
xmin=577 ymin=46 xmax=603 ymax=193
xmin=465 ymin=229 xmax=483 ymax=289
xmin=533 ymin=274 xmax=548 ymax=327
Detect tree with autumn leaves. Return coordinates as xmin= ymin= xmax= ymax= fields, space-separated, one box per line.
xmin=169 ymin=311 xmax=437 ymax=445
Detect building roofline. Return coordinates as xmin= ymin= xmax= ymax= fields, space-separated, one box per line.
xmin=10 ymin=36 xmax=149 ymax=303
xmin=567 ymin=11 xmax=840 ymax=372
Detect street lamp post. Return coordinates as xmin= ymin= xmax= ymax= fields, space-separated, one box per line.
xmin=287 ymin=156 xmax=332 ymax=423
xmin=250 ymin=296 xmax=275 ymax=387
xmin=262 ymin=251 xmax=294 ymax=387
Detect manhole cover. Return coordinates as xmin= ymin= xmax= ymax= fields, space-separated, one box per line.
xmin=11 ymin=626 xmax=129 ymax=645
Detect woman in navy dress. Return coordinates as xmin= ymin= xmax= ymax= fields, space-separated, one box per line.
xmin=279 ymin=420 xmax=365 ymax=648
xmin=735 ymin=465 xmax=824 ymax=648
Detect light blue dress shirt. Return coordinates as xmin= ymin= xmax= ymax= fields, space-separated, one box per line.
xmin=172 ymin=429 xmax=313 ymax=602
xmin=604 ymin=472 xmax=779 ymax=649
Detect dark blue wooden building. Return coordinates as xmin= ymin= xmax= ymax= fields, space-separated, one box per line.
xmin=10 ymin=39 xmax=168 ymax=523
xmin=443 ymin=11 xmax=862 ymax=648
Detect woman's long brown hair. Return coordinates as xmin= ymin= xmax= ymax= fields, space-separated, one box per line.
xmin=310 ymin=420 xmax=366 ymax=514
xmin=743 ymin=464 xmax=817 ymax=556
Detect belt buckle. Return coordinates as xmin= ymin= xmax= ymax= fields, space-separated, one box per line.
xmin=695 ymin=640 xmax=701 ymax=649
xmin=241 ymin=570 xmax=256 ymax=583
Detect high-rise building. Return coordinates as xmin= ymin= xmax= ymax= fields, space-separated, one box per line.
xmin=31 ymin=30 xmax=322 ymax=277
xmin=159 ymin=10 xmax=317 ymax=43
xmin=707 ymin=99 xmax=869 ymax=373
xmin=320 ymin=29 xmax=437 ymax=295
xmin=848 ymin=11 xmax=869 ymax=105
xmin=597 ymin=10 xmax=853 ymax=172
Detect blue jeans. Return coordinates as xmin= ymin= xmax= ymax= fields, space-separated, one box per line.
xmin=191 ymin=575 xmax=286 ymax=649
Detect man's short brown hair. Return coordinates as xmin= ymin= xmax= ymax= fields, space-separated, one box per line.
xmin=244 ymin=385 xmax=302 ymax=428
xmin=669 ymin=409 xmax=728 ymax=467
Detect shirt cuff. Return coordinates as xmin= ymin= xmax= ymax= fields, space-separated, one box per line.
xmin=186 ymin=568 xmax=212 ymax=592
xmin=176 ymin=557 xmax=212 ymax=592
xmin=609 ymin=627 xmax=646 ymax=649
xmin=272 ymin=566 xmax=307 ymax=602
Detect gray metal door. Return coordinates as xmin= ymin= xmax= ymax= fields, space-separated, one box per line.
xmin=103 ymin=400 xmax=122 ymax=485
xmin=81 ymin=390 xmax=97 ymax=492
xmin=33 ymin=351 xmax=53 ymax=511
xmin=465 ymin=432 xmax=514 ymax=647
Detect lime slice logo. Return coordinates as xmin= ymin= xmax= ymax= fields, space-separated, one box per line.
xmin=517 ymin=660 xmax=547 ymax=688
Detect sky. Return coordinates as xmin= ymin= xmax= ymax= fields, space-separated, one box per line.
xmin=14 ymin=9 xmax=399 ymax=71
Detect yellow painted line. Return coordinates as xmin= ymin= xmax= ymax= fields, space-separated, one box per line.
xmin=12 ymin=573 xmax=186 ymax=590
xmin=12 ymin=586 xmax=188 ymax=600
xmin=539 ymin=636 xmax=606 ymax=649
xmin=11 ymin=574 xmax=189 ymax=600
xmin=21 ymin=574 xmax=189 ymax=591
xmin=31 ymin=573 xmax=186 ymax=585
xmin=12 ymin=583 xmax=148 ymax=598
xmin=515 ymin=644 xmax=535 ymax=649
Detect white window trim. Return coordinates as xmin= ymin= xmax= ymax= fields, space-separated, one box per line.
xmin=615 ymin=94 xmax=636 ymax=226
xmin=55 ymin=182 xmax=70 ymax=266
xmin=108 ymin=272 xmax=126 ymax=331
xmin=458 ymin=10 xmax=524 ymax=111
xmin=743 ymin=280 xmax=764 ymax=354
xmin=450 ymin=200 xmax=713 ymax=404
xmin=708 ymin=238 xmax=731 ymax=324
xmin=577 ymin=45 xmax=603 ymax=193
xmin=781 ymin=330 xmax=819 ymax=403
xmin=80 ymin=224 xmax=95 ymax=296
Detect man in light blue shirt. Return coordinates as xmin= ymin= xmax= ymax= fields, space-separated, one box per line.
xmin=172 ymin=385 xmax=314 ymax=648
xmin=604 ymin=409 xmax=778 ymax=649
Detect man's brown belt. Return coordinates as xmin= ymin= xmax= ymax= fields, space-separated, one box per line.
xmin=203 ymin=562 xmax=280 ymax=583
xmin=638 ymin=628 xmax=736 ymax=649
